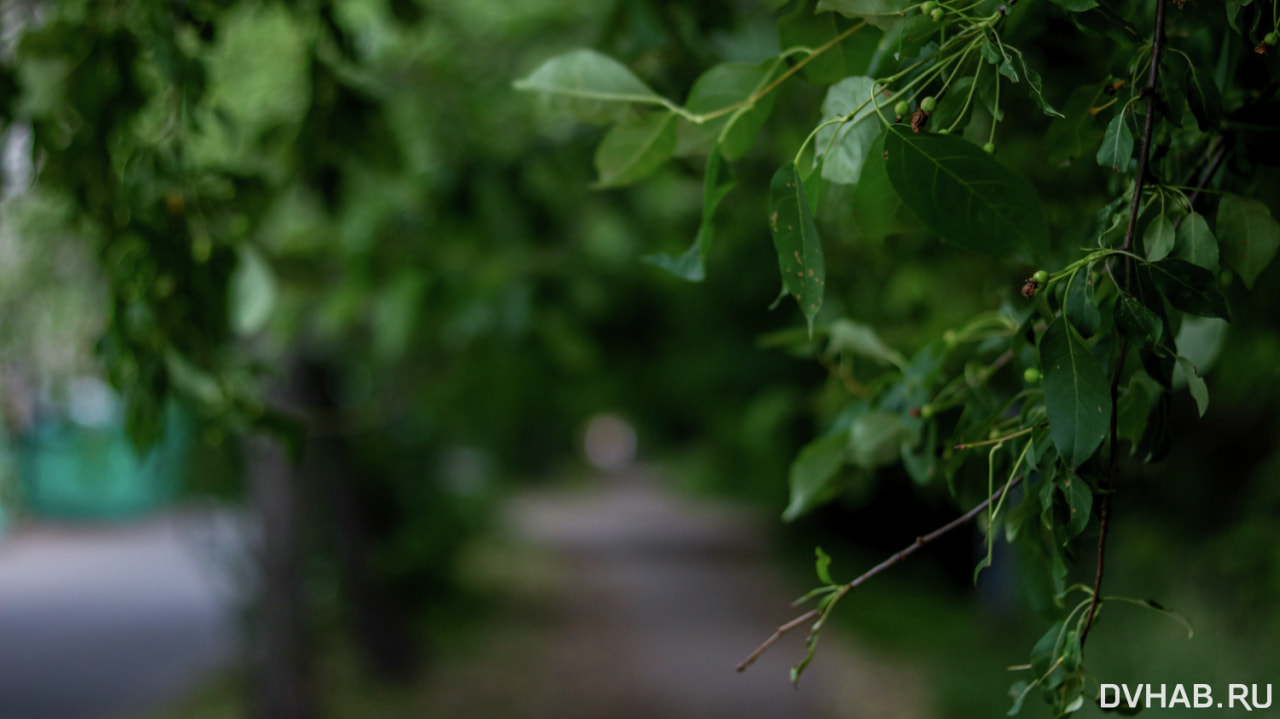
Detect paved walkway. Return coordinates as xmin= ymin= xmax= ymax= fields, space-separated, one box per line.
xmin=0 ymin=510 xmax=242 ymax=719
xmin=0 ymin=473 xmax=931 ymax=719
xmin=419 ymin=470 xmax=931 ymax=719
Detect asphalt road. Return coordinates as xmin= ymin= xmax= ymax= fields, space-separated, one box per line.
xmin=0 ymin=510 xmax=242 ymax=719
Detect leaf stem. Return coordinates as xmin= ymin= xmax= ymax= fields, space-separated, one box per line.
xmin=736 ymin=475 xmax=1023 ymax=672
xmin=697 ymin=21 xmax=869 ymax=124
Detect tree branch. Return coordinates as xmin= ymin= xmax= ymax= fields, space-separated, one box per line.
xmin=736 ymin=475 xmax=1024 ymax=672
xmin=1084 ymin=0 xmax=1168 ymax=650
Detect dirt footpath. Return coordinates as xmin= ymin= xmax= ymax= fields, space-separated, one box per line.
xmin=417 ymin=470 xmax=932 ymax=719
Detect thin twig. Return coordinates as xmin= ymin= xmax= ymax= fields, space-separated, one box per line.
xmin=954 ymin=423 xmax=1040 ymax=451
xmin=1083 ymin=0 xmax=1168 ymax=650
xmin=1173 ymin=136 xmax=1227 ymax=232
xmin=736 ymin=474 xmax=1024 ymax=672
xmin=1185 ymin=140 xmax=1228 ymax=210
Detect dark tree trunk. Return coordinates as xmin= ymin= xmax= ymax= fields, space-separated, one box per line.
xmin=245 ymin=432 xmax=317 ymax=719
xmin=294 ymin=359 xmax=417 ymax=682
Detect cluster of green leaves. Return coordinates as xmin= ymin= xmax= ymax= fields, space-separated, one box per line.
xmin=518 ymin=0 xmax=1280 ymax=714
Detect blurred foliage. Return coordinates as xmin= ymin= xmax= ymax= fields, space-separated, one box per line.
xmin=2 ymin=0 xmax=1280 ymax=715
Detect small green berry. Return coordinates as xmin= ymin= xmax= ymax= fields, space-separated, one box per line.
xmin=1032 ymin=270 xmax=1049 ymax=285
xmin=936 ymin=128 xmax=950 ymax=135
xmin=1266 ymin=31 xmax=1279 ymax=46
xmin=983 ymin=142 xmax=996 ymax=155
xmin=920 ymin=0 xmax=937 ymax=13
xmin=920 ymin=404 xmax=935 ymax=419
xmin=1023 ymin=367 xmax=1042 ymax=384
xmin=894 ymin=100 xmax=911 ymax=117
xmin=920 ymin=95 xmax=937 ymax=113
xmin=930 ymin=7 xmax=944 ymax=21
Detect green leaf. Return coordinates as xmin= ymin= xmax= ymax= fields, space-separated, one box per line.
xmin=1040 ymin=317 xmax=1112 ymax=469
xmin=1072 ymin=1 xmax=1141 ymax=44
xmin=513 ymin=48 xmax=666 ymax=124
xmin=850 ymin=129 xmax=901 ymax=244
xmin=679 ymin=58 xmax=785 ymax=159
xmin=1174 ymin=211 xmax=1219 ymax=271
xmin=884 ymin=125 xmax=1048 ymax=261
xmin=814 ymin=546 xmax=835 ymax=585
xmin=815 ymin=76 xmax=883 ymax=185
xmin=1096 ymin=111 xmax=1133 ymax=172
xmin=1046 ymin=85 xmax=1104 ymax=165
xmin=1216 ymin=193 xmax=1280 ymax=289
xmin=1137 ymin=391 xmax=1171 ymax=462
xmin=1155 ymin=56 xmax=1188 ymax=129
xmin=1175 ymin=356 xmax=1209 ymax=417
xmin=998 ymin=59 xmax=1019 ymax=83
xmin=897 ymin=14 xmax=941 ymax=57
xmin=372 ymin=271 xmax=428 ymax=362
xmin=1051 ymin=0 xmax=1099 ymax=11
xmin=1030 ymin=619 xmax=1067 ymax=677
xmin=1174 ymin=316 xmax=1228 ymax=375
xmin=1059 ymin=471 xmax=1093 ymax=538
xmin=593 ymin=111 xmax=677 ymax=187
xmin=1181 ymin=57 xmax=1223 ymax=132
xmin=1004 ymin=486 xmax=1039 ymax=544
xmin=644 ymin=149 xmax=735 ymax=281
xmin=1060 ymin=629 xmax=1083 ymax=675
xmin=901 ymin=419 xmax=938 ymax=485
xmin=783 ymin=430 xmax=848 ymax=521
xmin=1015 ymin=56 xmax=1065 ymax=118
xmin=825 ymin=318 xmax=908 ymax=368
xmin=1065 ymin=269 xmax=1101 ymax=338
xmin=848 ymin=411 xmax=909 ymax=468
xmin=779 ymin=3 xmax=870 ymax=85
xmin=1115 ymin=294 xmax=1163 ymax=347
xmin=929 ymin=76 xmax=974 ymax=131
xmin=1007 ymin=680 xmax=1031 ymax=716
xmin=981 ymin=38 xmax=1005 ymax=66
xmin=1106 ymin=596 xmax=1195 ymax=639
xmin=1117 ymin=374 xmax=1158 ymax=450
xmin=164 ymin=349 xmax=224 ymax=408
xmin=817 ymin=0 xmax=910 ymax=20
xmin=770 ymin=162 xmax=827 ymax=335
xmin=1146 ymin=258 xmax=1231 ymax=320
xmin=1144 ymin=212 xmax=1176 ymax=261
xmin=230 ymin=244 xmax=277 ymax=336
xmin=643 ymin=228 xmax=706 ymax=281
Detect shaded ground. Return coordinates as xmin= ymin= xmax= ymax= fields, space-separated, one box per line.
xmin=415 ymin=469 xmax=931 ymax=719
